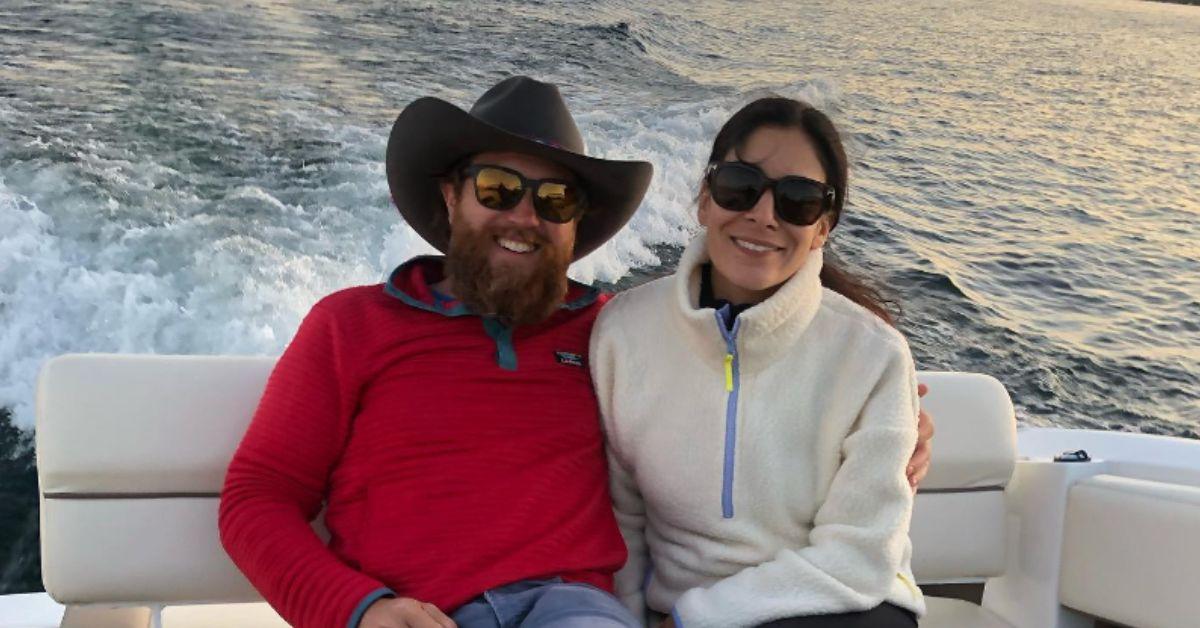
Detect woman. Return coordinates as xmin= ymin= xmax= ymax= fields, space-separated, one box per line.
xmin=590 ymin=98 xmax=924 ymax=628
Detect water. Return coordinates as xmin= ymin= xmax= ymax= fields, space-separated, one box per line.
xmin=1 ymin=0 xmax=1198 ymax=592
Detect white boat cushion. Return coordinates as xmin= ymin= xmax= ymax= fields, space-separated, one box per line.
xmin=40 ymin=498 xmax=260 ymax=604
xmin=1060 ymin=474 xmax=1200 ymax=628
xmin=36 ymin=364 xmax=1017 ymax=495
xmin=162 ymin=602 xmax=289 ymax=627
xmin=910 ymin=491 xmax=1006 ymax=581
xmin=914 ymin=372 xmax=1017 ymax=491
xmin=922 ymin=597 xmax=1015 ymax=628
xmin=909 ymin=372 xmax=1015 ymax=583
xmin=36 ymin=356 xmax=1018 ymax=606
xmin=36 ymin=355 xmax=280 ymax=605
xmin=3 ymin=597 xmax=1022 ymax=628
xmin=37 ymin=354 xmax=275 ymax=494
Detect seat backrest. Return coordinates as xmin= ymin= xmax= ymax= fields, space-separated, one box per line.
xmin=37 ymin=354 xmax=278 ymax=604
xmin=910 ymin=371 xmax=1018 ymax=583
xmin=36 ymin=356 xmax=1018 ymax=604
xmin=1060 ymin=474 xmax=1200 ymax=628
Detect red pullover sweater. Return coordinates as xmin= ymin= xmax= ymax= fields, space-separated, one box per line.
xmin=218 ymin=257 xmax=625 ymax=628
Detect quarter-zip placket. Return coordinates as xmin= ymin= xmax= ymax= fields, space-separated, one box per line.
xmin=382 ymin=257 xmax=601 ymax=372
xmin=714 ymin=308 xmax=742 ymax=519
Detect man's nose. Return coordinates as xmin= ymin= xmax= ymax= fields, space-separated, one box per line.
xmin=504 ymin=189 xmax=541 ymax=228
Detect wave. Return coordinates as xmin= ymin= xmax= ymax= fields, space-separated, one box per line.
xmin=579 ymin=21 xmax=647 ymax=53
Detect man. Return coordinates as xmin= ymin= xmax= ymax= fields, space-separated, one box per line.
xmin=218 ymin=76 xmax=933 ymax=628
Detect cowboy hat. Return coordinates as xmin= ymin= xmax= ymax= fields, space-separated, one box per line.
xmin=386 ymin=76 xmax=653 ymax=260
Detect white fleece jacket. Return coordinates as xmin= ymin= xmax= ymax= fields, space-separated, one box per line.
xmin=590 ymin=235 xmax=925 ymax=628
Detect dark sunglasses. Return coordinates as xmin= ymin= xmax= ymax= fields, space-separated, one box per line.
xmin=459 ymin=164 xmax=588 ymax=224
xmin=705 ymin=161 xmax=836 ymax=226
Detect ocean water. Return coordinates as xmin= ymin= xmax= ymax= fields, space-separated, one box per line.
xmin=0 ymin=0 xmax=1198 ymax=590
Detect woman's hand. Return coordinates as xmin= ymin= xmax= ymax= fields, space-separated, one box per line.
xmin=908 ymin=383 xmax=935 ymax=491
xmin=359 ymin=597 xmax=457 ymax=628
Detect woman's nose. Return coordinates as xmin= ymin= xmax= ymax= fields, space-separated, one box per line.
xmin=744 ymin=188 xmax=778 ymax=228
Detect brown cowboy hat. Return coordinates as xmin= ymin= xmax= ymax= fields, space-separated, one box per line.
xmin=386 ymin=76 xmax=653 ymax=261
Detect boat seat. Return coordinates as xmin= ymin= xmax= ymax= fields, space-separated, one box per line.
xmin=922 ymin=597 xmax=1017 ymax=628
xmin=910 ymin=372 xmax=1015 ymax=583
xmin=1059 ymin=474 xmax=1200 ymax=628
xmin=162 ymin=602 xmax=290 ymax=627
xmin=910 ymin=372 xmax=1018 ymax=628
xmin=36 ymin=357 xmax=1019 ymax=627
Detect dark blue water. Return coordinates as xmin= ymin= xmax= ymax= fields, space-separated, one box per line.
xmin=1 ymin=0 xmax=1198 ymax=592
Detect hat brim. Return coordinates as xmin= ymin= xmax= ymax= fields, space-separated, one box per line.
xmin=386 ymin=97 xmax=653 ymax=261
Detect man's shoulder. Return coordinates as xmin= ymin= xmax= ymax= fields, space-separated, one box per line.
xmin=314 ymin=283 xmax=388 ymax=312
xmin=314 ymin=283 xmax=384 ymax=307
xmin=555 ymin=283 xmax=612 ymax=325
xmin=551 ymin=291 xmax=608 ymax=334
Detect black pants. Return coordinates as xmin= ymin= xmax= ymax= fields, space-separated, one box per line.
xmin=755 ymin=603 xmax=918 ymax=628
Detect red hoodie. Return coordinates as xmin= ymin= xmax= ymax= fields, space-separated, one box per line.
xmin=219 ymin=257 xmax=625 ymax=628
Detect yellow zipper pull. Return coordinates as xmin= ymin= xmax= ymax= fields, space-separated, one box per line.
xmin=723 ymin=353 xmax=734 ymax=392
xmin=896 ymin=572 xmax=920 ymax=597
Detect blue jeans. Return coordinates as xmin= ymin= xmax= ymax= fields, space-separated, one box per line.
xmin=451 ymin=578 xmax=642 ymax=628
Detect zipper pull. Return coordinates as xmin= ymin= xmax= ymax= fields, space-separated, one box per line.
xmin=724 ymin=353 xmax=734 ymax=392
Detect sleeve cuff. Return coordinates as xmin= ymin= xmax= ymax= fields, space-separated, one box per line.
xmin=347 ymin=587 xmax=396 ymax=628
xmin=671 ymin=607 xmax=685 ymax=628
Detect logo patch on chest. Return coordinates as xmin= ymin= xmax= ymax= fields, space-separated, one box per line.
xmin=555 ymin=351 xmax=585 ymax=367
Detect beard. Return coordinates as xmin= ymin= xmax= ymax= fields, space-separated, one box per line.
xmin=443 ymin=222 xmax=573 ymax=327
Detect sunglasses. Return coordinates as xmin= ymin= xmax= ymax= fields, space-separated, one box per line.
xmin=459 ymin=164 xmax=588 ymax=224
xmin=705 ymin=161 xmax=836 ymax=226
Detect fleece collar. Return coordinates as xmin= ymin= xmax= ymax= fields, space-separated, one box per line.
xmin=382 ymin=256 xmax=600 ymax=371
xmin=383 ymin=255 xmax=600 ymax=317
xmin=670 ymin=234 xmax=825 ymax=371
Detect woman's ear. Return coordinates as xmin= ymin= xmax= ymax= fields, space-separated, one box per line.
xmin=810 ymin=213 xmax=834 ymax=250
xmin=697 ymin=184 xmax=711 ymax=227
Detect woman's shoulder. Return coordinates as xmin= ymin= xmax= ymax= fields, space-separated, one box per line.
xmin=596 ymin=274 xmax=676 ymax=328
xmin=816 ymin=287 xmax=911 ymax=356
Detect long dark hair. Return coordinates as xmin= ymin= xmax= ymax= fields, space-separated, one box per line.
xmin=703 ymin=97 xmax=897 ymax=324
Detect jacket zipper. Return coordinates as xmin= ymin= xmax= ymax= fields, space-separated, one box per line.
xmin=715 ymin=310 xmax=741 ymax=519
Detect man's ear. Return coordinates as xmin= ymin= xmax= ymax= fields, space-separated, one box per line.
xmin=440 ymin=179 xmax=459 ymax=226
xmin=810 ymin=213 xmax=833 ymax=250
